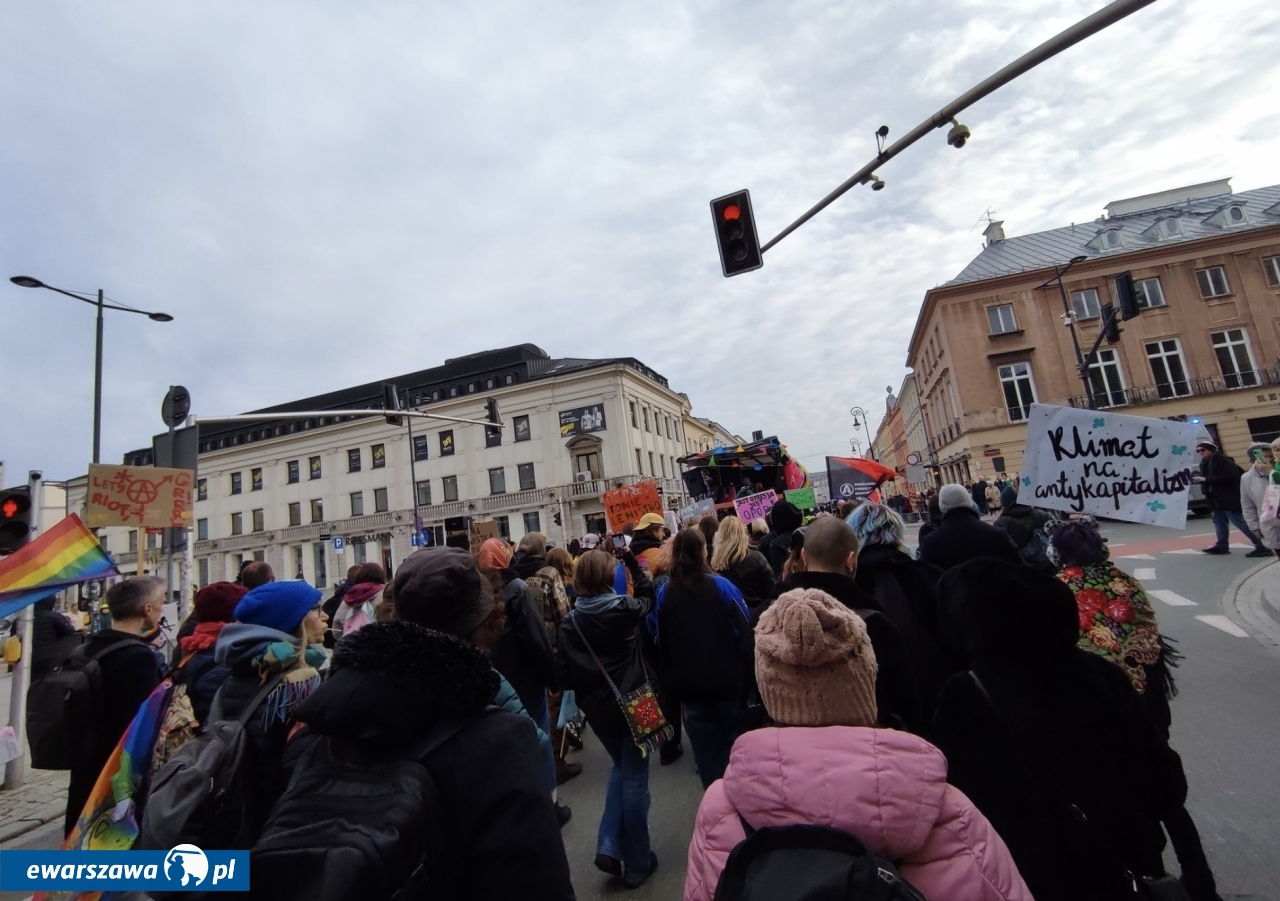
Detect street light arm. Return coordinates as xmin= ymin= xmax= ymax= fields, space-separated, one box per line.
xmin=14 ymin=280 xmax=171 ymax=318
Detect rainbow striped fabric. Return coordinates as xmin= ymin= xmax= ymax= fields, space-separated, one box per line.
xmin=0 ymin=513 xmax=118 ymax=618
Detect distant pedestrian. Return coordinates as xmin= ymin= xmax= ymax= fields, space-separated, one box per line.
xmin=31 ymin=598 xmax=78 ymax=681
xmin=1240 ymin=442 xmax=1280 ymax=558
xmin=757 ymin=501 xmax=803 ymax=576
xmin=971 ymin=478 xmax=990 ymax=516
xmin=329 ymin=562 xmax=386 ymax=638
xmin=238 ymin=561 xmax=274 ymax=591
xmin=710 ymin=515 xmax=775 ymax=617
xmin=1195 ymin=441 xmax=1268 ymax=555
xmin=917 ymin=484 xmax=1021 ymax=571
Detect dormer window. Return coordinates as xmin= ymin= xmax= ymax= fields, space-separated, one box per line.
xmin=1087 ymin=227 xmax=1125 ymax=252
xmin=1145 ymin=217 xmax=1181 ymax=240
xmin=1228 ymin=205 xmax=1245 ymax=224
xmin=1204 ymin=202 xmax=1248 ymax=229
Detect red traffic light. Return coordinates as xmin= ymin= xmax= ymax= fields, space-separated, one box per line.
xmin=1 ymin=498 xmax=17 ymax=518
xmin=722 ymin=204 xmax=741 ymax=221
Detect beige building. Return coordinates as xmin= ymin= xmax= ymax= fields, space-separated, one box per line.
xmin=906 ymin=178 xmax=1280 ymax=485
xmin=65 ymin=344 xmax=732 ymax=595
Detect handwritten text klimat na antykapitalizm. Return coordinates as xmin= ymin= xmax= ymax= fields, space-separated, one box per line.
xmin=1035 ymin=425 xmax=1193 ymax=511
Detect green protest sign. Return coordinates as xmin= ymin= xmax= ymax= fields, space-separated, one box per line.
xmin=785 ymin=487 xmax=816 ymax=509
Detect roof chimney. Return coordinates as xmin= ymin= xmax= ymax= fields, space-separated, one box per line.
xmin=983 ymin=220 xmax=1006 ymax=246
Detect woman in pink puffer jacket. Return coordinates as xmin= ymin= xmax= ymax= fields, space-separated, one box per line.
xmin=685 ymin=587 xmax=1032 ymax=901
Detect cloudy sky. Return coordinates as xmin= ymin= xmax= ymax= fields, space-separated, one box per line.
xmin=3 ymin=0 xmax=1278 ymax=485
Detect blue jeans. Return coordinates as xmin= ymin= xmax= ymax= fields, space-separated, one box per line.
xmin=524 ymin=689 xmax=558 ymax=796
xmin=1212 ymin=509 xmax=1264 ymax=550
xmin=594 ymin=727 xmax=652 ymax=876
xmin=683 ymin=700 xmax=744 ymax=789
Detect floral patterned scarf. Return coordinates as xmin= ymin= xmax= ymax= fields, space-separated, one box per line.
xmin=1058 ymin=561 xmax=1162 ymax=694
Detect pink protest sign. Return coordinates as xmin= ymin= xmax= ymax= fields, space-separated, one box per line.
xmin=734 ymin=490 xmax=778 ymax=523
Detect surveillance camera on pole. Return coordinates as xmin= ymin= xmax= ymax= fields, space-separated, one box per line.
xmin=946 ymin=118 xmax=972 ymax=149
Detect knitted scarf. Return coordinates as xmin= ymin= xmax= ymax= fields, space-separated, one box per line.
xmin=179 ymin=621 xmax=226 ymax=653
xmin=252 ymin=641 xmax=327 ymax=727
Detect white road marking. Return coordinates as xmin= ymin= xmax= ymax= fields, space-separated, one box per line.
xmin=1195 ymin=615 xmax=1250 ymax=638
xmin=1134 ymin=568 xmax=1157 ymax=581
xmin=1230 ymin=544 xmax=1255 ymax=550
xmin=1116 ymin=553 xmax=1156 ymax=560
xmin=1164 ymin=549 xmax=1201 ymax=555
xmin=1150 ymin=590 xmax=1198 ymax=607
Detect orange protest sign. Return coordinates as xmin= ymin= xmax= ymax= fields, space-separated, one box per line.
xmin=85 ymin=464 xmax=195 ymax=529
xmin=603 ymin=480 xmax=663 ymax=532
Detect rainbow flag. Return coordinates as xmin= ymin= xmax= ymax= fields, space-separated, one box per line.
xmin=0 ymin=513 xmax=118 ymax=618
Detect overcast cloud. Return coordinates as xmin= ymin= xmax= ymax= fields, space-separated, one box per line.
xmin=3 ymin=0 xmax=1278 ymax=483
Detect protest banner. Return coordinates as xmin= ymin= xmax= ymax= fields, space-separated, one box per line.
xmin=784 ymin=487 xmax=816 ymax=510
xmin=469 ymin=520 xmax=500 ymax=552
xmin=85 ymin=464 xmax=195 ymax=529
xmin=603 ymin=480 xmax=663 ymax=532
xmin=677 ymin=497 xmax=716 ymax=524
xmin=734 ymin=490 xmax=778 ymax=524
xmin=1019 ymin=403 xmax=1200 ymax=528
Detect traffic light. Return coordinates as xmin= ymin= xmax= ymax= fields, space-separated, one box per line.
xmin=553 ymin=511 xmax=562 ymax=526
xmin=485 ymin=398 xmax=502 ymax=445
xmin=1101 ymin=302 xmax=1122 ymax=344
xmin=711 ymin=190 xmax=763 ymax=277
xmin=382 ymin=383 xmax=403 ymax=426
xmin=0 ymin=488 xmax=33 ymax=556
xmin=1114 ymin=272 xmax=1140 ymax=321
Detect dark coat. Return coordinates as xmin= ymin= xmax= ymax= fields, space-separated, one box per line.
xmin=930 ymin=558 xmax=1185 ymax=901
xmin=992 ymin=504 xmax=1057 ymax=575
xmin=285 ymin=622 xmax=574 ymax=901
xmin=715 ymin=549 xmax=775 ymax=615
xmin=172 ymin=646 xmax=230 ymax=725
xmin=491 ymin=571 xmax=560 ymax=711
xmin=65 ymin=630 xmax=161 ymax=835
xmin=31 ymin=602 xmax=78 ymax=681
xmin=916 ymin=507 xmax=1021 ymax=571
xmin=556 ymin=559 xmax=655 ymax=739
xmin=654 ymin=574 xmax=752 ymax=703
xmin=1200 ymin=451 xmax=1244 ymax=514
xmin=851 ymin=544 xmax=952 ymax=721
xmin=772 ymin=571 xmax=924 ymax=734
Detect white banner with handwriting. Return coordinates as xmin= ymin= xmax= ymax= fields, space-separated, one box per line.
xmin=1019 ymin=403 xmax=1200 ymax=528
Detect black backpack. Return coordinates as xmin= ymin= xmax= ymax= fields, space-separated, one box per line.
xmin=712 ymin=816 xmax=928 ymax=901
xmin=136 ymin=673 xmax=284 ymax=851
xmin=26 ymin=638 xmax=146 ymax=770
xmin=248 ymin=711 xmax=491 ymax=901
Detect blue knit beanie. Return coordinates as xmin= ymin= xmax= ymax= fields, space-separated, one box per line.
xmin=234 ymin=580 xmax=322 ymax=634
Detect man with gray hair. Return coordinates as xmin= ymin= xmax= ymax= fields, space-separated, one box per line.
xmin=64 ymin=576 xmax=164 ymax=834
xmin=1240 ymin=441 xmax=1280 ymax=559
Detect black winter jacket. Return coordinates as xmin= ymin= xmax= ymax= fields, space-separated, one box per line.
xmin=715 ymin=550 xmax=775 ymax=616
xmin=283 ymin=623 xmax=574 ymax=901
xmin=916 ymin=507 xmax=1021 ymax=571
xmin=655 ymin=574 xmax=752 ymax=703
xmin=993 ymin=504 xmax=1057 ymax=575
xmin=851 ymin=544 xmax=952 ymax=721
xmin=491 ymin=571 xmax=559 ymax=711
xmin=31 ymin=602 xmax=78 ymax=681
xmin=757 ymin=529 xmax=798 ymax=576
xmin=931 ymin=558 xmax=1185 ymax=901
xmin=771 ymin=571 xmax=924 ymax=734
xmin=556 ymin=558 xmax=655 ymax=739
xmin=172 ymin=646 xmax=230 ymax=725
xmin=1200 ymin=450 xmax=1244 ymax=513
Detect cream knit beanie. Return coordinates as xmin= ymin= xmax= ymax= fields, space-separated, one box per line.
xmin=754 ymin=587 xmax=878 ymax=728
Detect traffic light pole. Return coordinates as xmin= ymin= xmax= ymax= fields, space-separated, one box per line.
xmin=4 ymin=471 xmax=42 ymax=790
xmin=403 ymin=391 xmax=425 ymax=546
xmin=93 ymin=290 xmax=104 ymax=464
xmin=1075 ymin=305 xmax=1122 ymax=409
xmin=758 ymin=0 xmax=1158 ymax=254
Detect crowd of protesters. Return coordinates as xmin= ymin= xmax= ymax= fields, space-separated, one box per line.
xmin=30 ymin=447 xmax=1269 ymax=900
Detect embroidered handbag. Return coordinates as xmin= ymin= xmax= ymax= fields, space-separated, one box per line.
xmin=572 ymin=613 xmax=672 ymax=756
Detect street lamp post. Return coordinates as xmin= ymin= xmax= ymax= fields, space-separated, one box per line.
xmin=849 ymin=407 xmax=876 ymax=460
xmin=1034 ymin=256 xmax=1094 ymax=410
xmin=10 ymin=277 xmax=173 ymax=464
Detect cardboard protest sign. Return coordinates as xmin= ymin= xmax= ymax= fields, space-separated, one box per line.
xmin=470 ymin=520 xmax=500 ymax=552
xmin=1019 ymin=404 xmax=1200 ymax=528
xmin=784 ymin=487 xmax=816 ymax=510
xmin=603 ymin=480 xmax=663 ymax=532
xmin=85 ymin=464 xmax=195 ymax=529
xmin=677 ymin=497 xmax=716 ymax=524
xmin=734 ymin=490 xmax=778 ymax=524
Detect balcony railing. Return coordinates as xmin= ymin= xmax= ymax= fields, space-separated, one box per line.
xmin=1067 ymin=367 xmax=1280 ymax=410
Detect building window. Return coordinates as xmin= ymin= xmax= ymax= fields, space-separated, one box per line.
xmin=371 ymin=444 xmax=386 ymax=469
xmin=448 ymin=386 xmax=458 ymax=398
xmin=489 ymin=467 xmax=506 ymax=495
xmin=504 ymin=374 xmax=515 ymax=386
xmin=292 ymin=546 xmax=304 ymax=579
xmin=1071 ymin=288 xmax=1101 ymax=320
xmin=648 ymin=451 xmax=655 ymax=475
xmin=350 ymin=491 xmax=364 ymax=517
xmin=518 ymin=463 xmax=536 ymax=490
xmin=313 ymin=542 xmax=327 ymax=589
xmin=1133 ymin=277 xmax=1165 ymax=309
xmin=440 ymin=430 xmax=454 ymax=456
xmin=674 ymin=420 xmax=680 ymax=441
xmin=431 ymin=390 xmax=441 ymax=402
xmin=230 ymin=512 xmax=243 ymax=535
xmin=485 ymin=377 xmax=495 ymax=390
xmin=630 ymin=401 xmax=638 ymax=427
xmin=288 ymin=502 xmax=301 ymax=526
xmin=352 ymin=540 xmax=367 ymax=565
xmin=513 ymin=415 xmax=531 ymax=442
xmin=1210 ymin=328 xmax=1258 ymax=388
xmin=250 ymin=509 xmax=264 ymax=532
xmin=374 ymin=487 xmax=388 ymax=512
xmin=1196 ymin=266 xmax=1230 ymax=298
xmin=197 ymin=478 xmax=207 ymax=501
xmin=128 ymin=530 xmax=138 ymax=554
xmin=495 ymin=515 xmax=510 ymax=539
xmin=309 ymin=456 xmax=322 ymax=479
xmin=1145 ymin=339 xmax=1191 ymax=398
xmin=636 ymin=448 xmax=643 ymax=473
xmin=197 ymin=558 xmax=209 ymax=588
xmin=1262 ymin=256 xmax=1280 ymax=288
xmin=643 ymin=407 xmax=650 ymax=431
xmin=311 ymin=498 xmax=324 ymax=523
xmin=1086 ymin=348 xmax=1128 ymax=408
xmin=986 ymin=303 xmax=1017 ymax=335
xmin=523 ymin=511 xmax=541 ymax=534
xmin=485 ymin=422 xmax=502 ymax=448
xmin=416 ymin=480 xmax=432 ymax=506
xmin=467 ymin=382 xmax=477 ymax=394
xmin=660 ymin=454 xmax=667 ymax=477
xmin=1247 ymin=415 xmax=1280 ymax=444
xmin=347 ymin=448 xmax=361 ymax=472
xmin=230 ymin=472 xmax=242 ymax=495
xmin=443 ymin=475 xmax=459 ymax=502
xmin=413 ymin=435 xmax=429 ymax=460
xmin=197 ymin=518 xmax=208 ymax=541
xmin=997 ymin=362 xmax=1037 ymax=422
xmin=287 ymin=460 xmax=300 ymax=483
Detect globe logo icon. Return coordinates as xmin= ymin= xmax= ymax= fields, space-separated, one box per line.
xmin=164 ymin=844 xmax=209 ymax=887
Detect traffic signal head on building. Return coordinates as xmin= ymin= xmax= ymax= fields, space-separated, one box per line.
xmin=1114 ymin=271 xmax=1140 ymax=321
xmin=711 ymin=190 xmax=763 ymax=277
xmin=1101 ymin=302 xmax=1122 ymax=344
xmin=382 ymin=382 xmax=403 ymax=426
xmin=0 ymin=488 xmax=33 ymax=556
